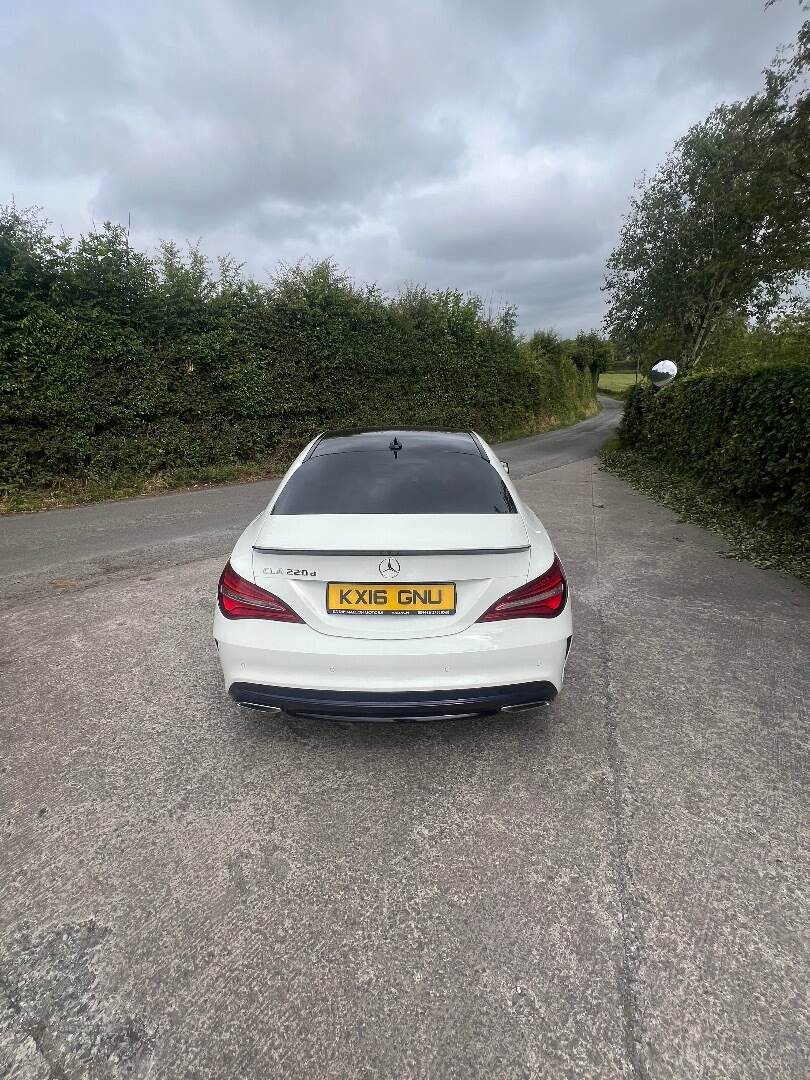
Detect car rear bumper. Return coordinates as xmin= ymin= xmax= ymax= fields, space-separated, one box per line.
xmin=214 ymin=607 xmax=571 ymax=698
xmin=229 ymin=679 xmax=558 ymax=721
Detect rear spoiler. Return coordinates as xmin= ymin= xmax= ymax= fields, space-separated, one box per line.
xmin=252 ymin=545 xmax=530 ymax=556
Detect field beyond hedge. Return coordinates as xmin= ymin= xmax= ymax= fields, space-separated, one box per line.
xmin=0 ymin=212 xmax=598 ymax=511
xmin=597 ymin=372 xmax=643 ymax=396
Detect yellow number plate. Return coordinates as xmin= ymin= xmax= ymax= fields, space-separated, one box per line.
xmin=327 ymin=582 xmax=456 ymax=616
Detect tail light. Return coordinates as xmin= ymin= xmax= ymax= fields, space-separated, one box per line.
xmin=218 ymin=562 xmax=303 ymax=622
xmin=478 ymin=555 xmax=567 ymax=621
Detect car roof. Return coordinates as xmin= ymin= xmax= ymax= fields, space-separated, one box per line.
xmin=307 ymin=429 xmax=487 ymax=460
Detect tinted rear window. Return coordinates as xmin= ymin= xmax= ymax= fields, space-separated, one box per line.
xmin=272 ymin=451 xmax=517 ymax=515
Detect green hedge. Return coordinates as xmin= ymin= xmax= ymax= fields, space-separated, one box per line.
xmin=618 ymin=366 xmax=810 ymax=530
xmin=0 ymin=210 xmax=596 ymax=494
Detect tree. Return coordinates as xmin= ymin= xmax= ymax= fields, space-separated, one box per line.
xmin=603 ymin=3 xmax=810 ymax=369
xmin=527 ymin=328 xmax=564 ymax=363
xmin=0 ymin=203 xmax=61 ymax=334
xmin=563 ymin=330 xmax=614 ymax=380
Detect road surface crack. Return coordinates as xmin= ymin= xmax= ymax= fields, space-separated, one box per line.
xmin=592 ymin=464 xmax=651 ymax=1080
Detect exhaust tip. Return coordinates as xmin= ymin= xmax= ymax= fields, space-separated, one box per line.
xmin=235 ymin=701 xmax=283 ymax=714
xmin=500 ymin=700 xmax=552 ymax=714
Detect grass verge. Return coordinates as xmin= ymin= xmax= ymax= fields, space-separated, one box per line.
xmin=497 ymin=398 xmax=600 ymax=442
xmin=600 ymin=438 xmax=810 ymax=587
xmin=0 ymin=454 xmax=290 ymax=515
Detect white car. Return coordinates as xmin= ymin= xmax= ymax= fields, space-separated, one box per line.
xmin=214 ymin=429 xmax=571 ymax=721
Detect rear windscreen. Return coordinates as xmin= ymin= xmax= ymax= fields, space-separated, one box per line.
xmin=272 ymin=451 xmax=517 ymax=515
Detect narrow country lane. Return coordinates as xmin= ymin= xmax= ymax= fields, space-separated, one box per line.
xmin=1 ymin=395 xmax=808 ymax=1079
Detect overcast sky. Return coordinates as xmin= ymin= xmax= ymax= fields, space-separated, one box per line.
xmin=0 ymin=0 xmax=805 ymax=334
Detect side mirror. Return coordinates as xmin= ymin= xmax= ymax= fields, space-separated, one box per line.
xmin=500 ymin=461 xmax=510 ymax=474
xmin=650 ymin=359 xmax=677 ymax=389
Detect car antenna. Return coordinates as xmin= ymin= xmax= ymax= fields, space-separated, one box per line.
xmin=389 ymin=436 xmax=402 ymax=458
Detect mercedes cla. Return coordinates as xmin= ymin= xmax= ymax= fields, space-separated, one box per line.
xmin=214 ymin=429 xmax=572 ymax=720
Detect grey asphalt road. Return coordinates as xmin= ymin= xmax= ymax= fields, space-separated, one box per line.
xmin=494 ymin=394 xmax=623 ymax=479
xmin=2 ymin=397 xmax=808 ymax=1079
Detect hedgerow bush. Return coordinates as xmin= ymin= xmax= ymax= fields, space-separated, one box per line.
xmin=618 ymin=366 xmax=810 ymax=529
xmin=0 ymin=206 xmax=596 ymax=495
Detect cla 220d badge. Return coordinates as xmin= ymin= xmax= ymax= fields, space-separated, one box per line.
xmin=263 ymin=567 xmax=317 ymax=577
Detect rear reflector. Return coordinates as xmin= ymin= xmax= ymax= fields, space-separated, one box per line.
xmin=218 ymin=562 xmax=303 ymax=622
xmin=477 ymin=555 xmax=567 ymax=621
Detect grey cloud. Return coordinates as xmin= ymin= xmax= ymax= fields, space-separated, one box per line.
xmin=499 ymin=0 xmax=806 ymax=147
xmin=242 ymin=200 xmax=363 ymax=246
xmin=0 ymin=7 xmax=132 ymax=177
xmin=398 ymin=171 xmax=617 ymax=264
xmin=89 ymin=1 xmax=469 ymax=229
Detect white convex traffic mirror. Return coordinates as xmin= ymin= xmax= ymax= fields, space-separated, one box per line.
xmin=650 ymin=359 xmax=678 ymax=389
